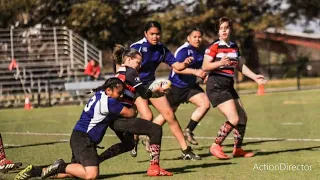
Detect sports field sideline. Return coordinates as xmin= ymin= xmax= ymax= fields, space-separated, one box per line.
xmin=1 ymin=89 xmax=319 ymax=179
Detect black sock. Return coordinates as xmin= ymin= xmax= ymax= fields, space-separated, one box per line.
xmin=32 ymin=166 xmax=43 ymax=177
xmin=234 ymin=124 xmax=247 ymax=148
xmin=98 ymin=142 xmax=133 ymax=163
xmin=56 ymin=163 xmax=68 ymax=174
xmin=186 ymin=119 xmax=198 ymax=132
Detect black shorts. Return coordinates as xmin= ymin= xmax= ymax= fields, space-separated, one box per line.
xmin=166 ymin=84 xmax=204 ymax=107
xmin=110 ymin=117 xmax=162 ymax=145
xmin=70 ymin=130 xmax=99 ymax=167
xmin=206 ymin=74 xmax=239 ymax=107
xmin=135 ymin=81 xmax=153 ymax=99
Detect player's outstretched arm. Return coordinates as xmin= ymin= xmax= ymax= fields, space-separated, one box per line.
xmin=119 ymin=106 xmax=137 ymax=118
xmin=240 ymin=64 xmax=267 ymax=85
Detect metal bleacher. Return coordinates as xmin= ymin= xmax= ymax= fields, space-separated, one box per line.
xmin=0 ymin=26 xmax=102 ymax=108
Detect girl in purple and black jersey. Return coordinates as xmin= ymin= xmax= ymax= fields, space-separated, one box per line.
xmin=130 ymin=21 xmax=201 ymax=160
xmin=153 ymin=28 xmax=210 ymax=146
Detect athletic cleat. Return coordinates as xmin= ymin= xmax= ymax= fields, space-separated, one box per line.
xmin=147 ymin=164 xmax=173 ymax=176
xmin=181 ymin=146 xmax=201 ymax=160
xmin=129 ymin=140 xmax=139 ymax=158
xmin=233 ymin=148 xmax=255 ymax=158
xmin=130 ymin=148 xmax=137 ymax=157
xmin=209 ymin=144 xmax=230 ymax=159
xmin=183 ymin=129 xmax=198 ymax=145
xmin=41 ymin=158 xmax=65 ymax=179
xmin=0 ymin=159 xmax=23 ymax=173
xmin=141 ymin=136 xmax=150 ymax=152
xmin=14 ymin=164 xmax=34 ymax=180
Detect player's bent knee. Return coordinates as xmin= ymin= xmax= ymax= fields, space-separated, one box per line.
xmin=84 ymin=171 xmax=99 ymax=180
xmin=141 ymin=113 xmax=153 ymax=121
xmin=202 ymin=101 xmax=211 ymax=111
xmin=161 ymin=110 xmax=175 ymax=121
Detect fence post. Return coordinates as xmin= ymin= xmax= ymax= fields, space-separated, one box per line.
xmin=84 ymin=40 xmax=88 ymax=67
xmin=10 ymin=28 xmax=14 ymax=61
xmin=37 ymin=79 xmax=41 ymax=107
xmin=53 ymin=27 xmax=59 ymax=64
xmin=48 ymin=80 xmax=52 ymax=107
xmin=99 ymin=50 xmax=102 ymax=67
xmin=69 ymin=30 xmax=74 ymax=68
xmin=296 ymin=62 xmax=301 ymax=90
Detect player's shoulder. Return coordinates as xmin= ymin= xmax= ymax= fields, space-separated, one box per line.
xmin=130 ymin=38 xmax=147 ymax=49
xmin=174 ymin=42 xmax=189 ymax=57
xmin=229 ymin=41 xmax=239 ymax=48
xmin=205 ymin=40 xmax=220 ymax=55
xmin=207 ymin=39 xmax=220 ymax=48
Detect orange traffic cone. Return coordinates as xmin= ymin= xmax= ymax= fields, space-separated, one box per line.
xmin=257 ymin=84 xmax=265 ymax=96
xmin=24 ymin=96 xmax=32 ymax=110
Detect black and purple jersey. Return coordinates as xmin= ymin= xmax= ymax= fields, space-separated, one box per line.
xmin=130 ymin=38 xmax=176 ymax=84
xmin=169 ymin=42 xmax=204 ymax=88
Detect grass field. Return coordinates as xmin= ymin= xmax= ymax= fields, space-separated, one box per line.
xmin=1 ymin=89 xmax=320 ymax=180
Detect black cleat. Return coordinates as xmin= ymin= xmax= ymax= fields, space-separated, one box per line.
xmin=129 ymin=140 xmax=139 ymax=157
xmin=184 ymin=129 xmax=199 ymax=145
xmin=182 ymin=146 xmax=201 ymax=160
xmin=0 ymin=159 xmax=22 ymax=173
xmin=41 ymin=159 xmax=65 ymax=179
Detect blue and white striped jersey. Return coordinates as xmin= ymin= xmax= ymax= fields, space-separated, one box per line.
xmin=73 ymin=91 xmax=124 ymax=144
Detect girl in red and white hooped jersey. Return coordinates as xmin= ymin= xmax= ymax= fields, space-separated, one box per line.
xmin=202 ymin=17 xmax=267 ymax=160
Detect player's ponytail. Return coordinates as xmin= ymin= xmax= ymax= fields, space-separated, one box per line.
xmin=86 ymin=77 xmax=124 ymax=94
xmin=112 ymin=44 xmax=142 ymax=72
xmin=113 ymin=44 xmax=126 ymax=66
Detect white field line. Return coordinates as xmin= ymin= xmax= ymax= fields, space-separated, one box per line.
xmin=2 ymin=131 xmax=320 ymax=142
xmin=281 ymin=122 xmax=304 ymax=125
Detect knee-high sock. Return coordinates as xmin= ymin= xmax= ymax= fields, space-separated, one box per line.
xmin=0 ymin=133 xmax=7 ymax=161
xmin=149 ymin=144 xmax=160 ymax=165
xmin=98 ymin=143 xmax=134 ymax=163
xmin=186 ymin=119 xmax=199 ymax=132
xmin=234 ymin=124 xmax=246 ymax=148
xmin=215 ymin=121 xmax=235 ymax=145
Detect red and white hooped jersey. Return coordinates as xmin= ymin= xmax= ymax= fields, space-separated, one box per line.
xmin=205 ymin=40 xmax=241 ymax=77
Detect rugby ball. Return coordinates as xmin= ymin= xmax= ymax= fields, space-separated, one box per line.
xmin=148 ymin=79 xmax=172 ymax=98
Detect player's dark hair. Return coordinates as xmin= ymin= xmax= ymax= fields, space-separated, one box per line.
xmin=216 ymin=17 xmax=233 ymax=33
xmin=187 ymin=27 xmax=203 ymax=36
xmin=87 ymin=77 xmax=124 ymax=94
xmin=144 ymin=21 xmax=162 ymax=33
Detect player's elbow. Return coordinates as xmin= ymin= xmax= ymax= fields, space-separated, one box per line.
xmin=172 ymin=62 xmax=186 ymax=71
xmin=202 ymin=64 xmax=209 ymax=71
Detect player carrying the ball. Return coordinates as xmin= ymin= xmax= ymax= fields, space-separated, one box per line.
xmin=130 ymin=20 xmax=201 ymax=160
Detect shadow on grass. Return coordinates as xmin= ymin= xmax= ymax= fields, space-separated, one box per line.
xmin=6 ymin=140 xmax=68 ymax=149
xmin=161 ymin=139 xmax=284 ymax=152
xmin=98 ymin=162 xmax=233 ymax=179
xmin=256 ymin=146 xmax=320 ymax=156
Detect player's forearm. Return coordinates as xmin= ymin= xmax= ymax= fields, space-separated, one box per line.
xmin=173 ymin=67 xmax=196 ymax=75
xmin=172 ymin=62 xmax=188 ymax=71
xmin=241 ymin=64 xmax=257 ymax=80
xmin=202 ymin=61 xmax=222 ymax=71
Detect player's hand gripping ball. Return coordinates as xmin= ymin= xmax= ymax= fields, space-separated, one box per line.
xmin=148 ymin=79 xmax=172 ymax=98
